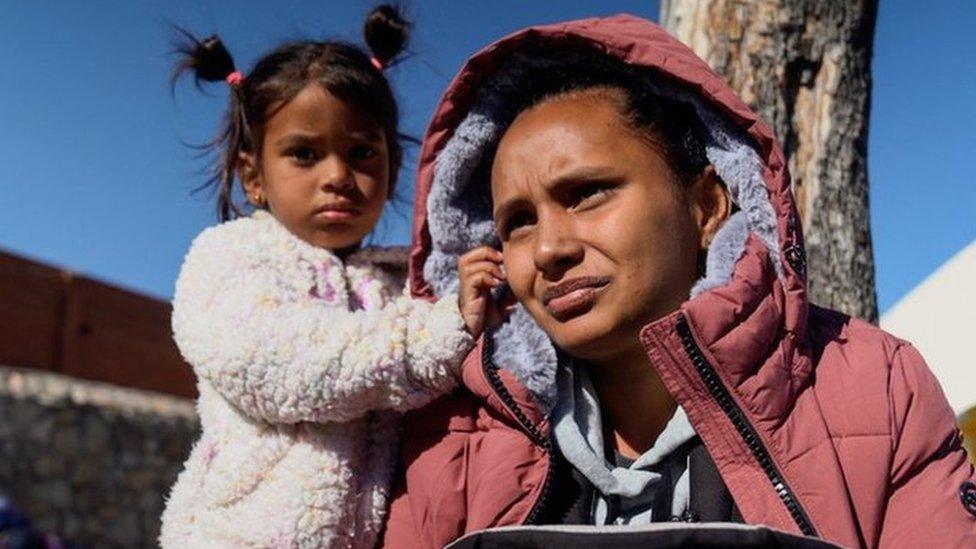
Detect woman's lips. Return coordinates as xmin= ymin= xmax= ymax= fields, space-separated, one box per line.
xmin=542 ymin=276 xmax=610 ymax=321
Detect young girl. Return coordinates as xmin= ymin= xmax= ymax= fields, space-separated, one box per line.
xmin=159 ymin=6 xmax=502 ymax=548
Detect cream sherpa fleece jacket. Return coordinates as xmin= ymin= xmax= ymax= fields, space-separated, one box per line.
xmin=159 ymin=211 xmax=473 ymax=548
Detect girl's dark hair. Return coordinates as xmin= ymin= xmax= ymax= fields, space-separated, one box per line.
xmin=172 ymin=4 xmax=411 ymax=221
xmin=494 ymin=41 xmax=710 ymax=187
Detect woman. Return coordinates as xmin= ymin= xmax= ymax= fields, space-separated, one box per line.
xmin=383 ymin=14 xmax=976 ymax=548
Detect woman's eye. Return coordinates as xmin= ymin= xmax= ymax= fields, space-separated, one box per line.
xmin=349 ymin=145 xmax=376 ymax=161
xmin=287 ymin=146 xmax=317 ymax=164
xmin=503 ymin=212 xmax=535 ymax=238
xmin=572 ymin=182 xmax=616 ymax=207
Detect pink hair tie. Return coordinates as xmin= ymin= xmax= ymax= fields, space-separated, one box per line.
xmin=370 ymin=57 xmax=385 ymax=71
xmin=225 ymin=71 xmax=245 ymax=87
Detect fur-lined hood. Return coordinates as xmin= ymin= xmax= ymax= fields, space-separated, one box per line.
xmin=406 ymin=13 xmax=808 ymax=411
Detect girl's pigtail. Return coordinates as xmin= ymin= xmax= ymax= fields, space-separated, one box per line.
xmin=171 ymin=28 xmax=237 ymax=88
xmin=171 ymin=27 xmax=250 ymax=221
xmin=363 ymin=4 xmax=410 ymax=70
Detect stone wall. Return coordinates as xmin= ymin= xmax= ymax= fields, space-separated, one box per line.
xmin=0 ymin=365 xmax=198 ymax=548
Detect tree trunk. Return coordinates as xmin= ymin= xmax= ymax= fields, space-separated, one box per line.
xmin=661 ymin=0 xmax=879 ymax=322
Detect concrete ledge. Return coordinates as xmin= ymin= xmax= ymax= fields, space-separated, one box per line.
xmin=0 ymin=364 xmax=196 ymax=418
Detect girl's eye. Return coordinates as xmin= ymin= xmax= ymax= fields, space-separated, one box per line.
xmin=502 ymin=211 xmax=536 ymax=239
xmin=287 ymin=146 xmax=318 ymax=164
xmin=349 ymin=145 xmax=376 ymax=161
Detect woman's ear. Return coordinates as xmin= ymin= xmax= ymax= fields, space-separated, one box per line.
xmin=690 ymin=165 xmax=731 ymax=249
xmin=238 ymin=151 xmax=265 ymax=207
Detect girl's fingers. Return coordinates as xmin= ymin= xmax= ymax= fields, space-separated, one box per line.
xmin=462 ymin=273 xmax=500 ymax=304
xmin=458 ymin=247 xmax=503 ymax=266
xmin=474 ymin=272 xmax=502 ymax=290
xmin=460 ymin=260 xmax=505 ymax=281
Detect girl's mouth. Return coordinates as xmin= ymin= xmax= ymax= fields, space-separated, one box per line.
xmin=542 ymin=276 xmax=610 ymax=321
xmin=313 ymin=205 xmax=361 ymax=222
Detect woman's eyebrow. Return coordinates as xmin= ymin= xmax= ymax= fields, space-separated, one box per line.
xmin=493 ymin=195 xmax=528 ymax=225
xmin=545 ymin=165 xmax=624 ymax=190
xmin=494 ymin=166 xmax=625 ymax=220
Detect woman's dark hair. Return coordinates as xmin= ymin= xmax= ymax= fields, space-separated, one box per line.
xmin=172 ymin=4 xmax=411 ymax=221
xmin=493 ymin=41 xmax=710 ymax=187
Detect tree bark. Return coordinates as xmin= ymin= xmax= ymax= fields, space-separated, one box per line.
xmin=661 ymin=0 xmax=879 ymax=322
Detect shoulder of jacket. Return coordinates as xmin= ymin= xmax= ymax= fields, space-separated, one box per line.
xmin=807 ymin=307 xmax=949 ymax=422
xmin=808 ymin=305 xmax=909 ymax=359
xmin=185 ymin=214 xmax=266 ymax=258
xmin=184 ymin=212 xmax=339 ymax=267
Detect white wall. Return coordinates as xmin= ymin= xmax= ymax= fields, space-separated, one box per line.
xmin=881 ymin=240 xmax=976 ymax=414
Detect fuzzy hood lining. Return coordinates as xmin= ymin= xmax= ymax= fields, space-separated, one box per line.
xmin=421 ymin=51 xmax=782 ymax=412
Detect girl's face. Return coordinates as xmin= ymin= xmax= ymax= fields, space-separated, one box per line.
xmin=241 ymin=84 xmax=390 ymax=252
xmin=491 ymin=90 xmax=728 ymax=364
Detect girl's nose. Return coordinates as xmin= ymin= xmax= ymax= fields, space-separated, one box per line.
xmin=320 ymin=154 xmax=355 ymax=191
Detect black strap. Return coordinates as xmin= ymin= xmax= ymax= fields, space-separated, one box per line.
xmin=534 ymin=445 xmax=595 ymax=525
xmin=688 ymin=441 xmax=743 ymax=523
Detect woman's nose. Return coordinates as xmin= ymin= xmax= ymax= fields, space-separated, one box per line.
xmin=319 ymin=154 xmax=355 ymax=191
xmin=532 ymin=215 xmax=584 ymax=280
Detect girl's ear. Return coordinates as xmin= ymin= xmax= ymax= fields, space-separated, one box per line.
xmin=238 ymin=151 xmax=265 ymax=207
xmin=690 ymin=165 xmax=731 ymax=249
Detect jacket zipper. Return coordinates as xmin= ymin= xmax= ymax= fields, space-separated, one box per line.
xmin=675 ymin=315 xmax=817 ymax=537
xmin=481 ymin=330 xmax=554 ymax=524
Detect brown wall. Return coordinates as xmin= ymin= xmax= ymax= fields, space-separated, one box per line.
xmin=0 ymin=250 xmax=195 ymax=398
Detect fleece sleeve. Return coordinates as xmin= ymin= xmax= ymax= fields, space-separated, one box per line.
xmin=877 ymin=342 xmax=976 ymax=548
xmin=171 ymin=226 xmax=474 ymax=424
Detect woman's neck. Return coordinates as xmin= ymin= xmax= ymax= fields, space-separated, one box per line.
xmin=586 ymin=346 xmax=677 ymax=459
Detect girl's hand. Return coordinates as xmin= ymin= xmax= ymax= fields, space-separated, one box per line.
xmin=458 ymin=247 xmax=508 ymax=337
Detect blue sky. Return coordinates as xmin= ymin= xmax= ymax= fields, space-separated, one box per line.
xmin=0 ymin=1 xmax=972 ymax=315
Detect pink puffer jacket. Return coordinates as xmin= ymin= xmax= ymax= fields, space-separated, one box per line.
xmin=383 ymin=14 xmax=976 ymax=549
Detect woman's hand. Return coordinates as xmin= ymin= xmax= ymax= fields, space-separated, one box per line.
xmin=458 ymin=247 xmax=510 ymax=337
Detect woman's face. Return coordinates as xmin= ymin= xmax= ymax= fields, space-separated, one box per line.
xmin=491 ymin=89 xmax=725 ymax=363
